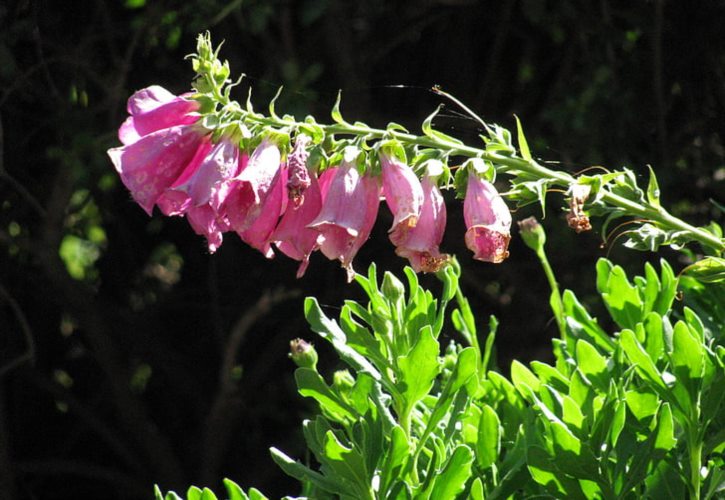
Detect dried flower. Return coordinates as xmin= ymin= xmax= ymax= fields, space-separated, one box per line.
xmin=567 ymin=183 xmax=592 ymax=233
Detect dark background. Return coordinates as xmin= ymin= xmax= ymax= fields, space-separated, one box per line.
xmin=1 ymin=0 xmax=723 ymax=498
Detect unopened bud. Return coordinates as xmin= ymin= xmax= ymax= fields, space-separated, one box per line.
xmin=332 ymin=370 xmax=355 ymax=393
xmin=289 ymin=338 xmax=318 ymax=370
xmin=517 ymin=216 xmax=546 ymax=252
xmin=382 ymin=271 xmax=406 ymax=305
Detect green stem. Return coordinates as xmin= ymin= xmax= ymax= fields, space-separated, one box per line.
xmin=233 ymin=109 xmax=725 ymax=253
xmin=688 ymin=424 xmax=703 ymax=500
xmin=535 ymin=246 xmax=567 ymax=340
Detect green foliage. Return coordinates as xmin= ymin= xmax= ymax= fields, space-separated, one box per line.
xmin=162 ymin=258 xmax=723 ymax=499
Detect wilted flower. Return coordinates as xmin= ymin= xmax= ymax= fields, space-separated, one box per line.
xmin=566 ymin=183 xmax=592 ymax=233
xmin=286 ymin=135 xmax=312 ymax=208
xmin=463 ymin=170 xmax=512 ymax=263
xmin=273 ymin=167 xmax=335 ymax=277
xmin=392 ymin=161 xmax=449 ymax=272
xmin=118 ymin=86 xmax=200 ymax=145
xmin=308 ymin=147 xmax=380 ymax=281
xmin=380 ymin=143 xmax=423 ymax=240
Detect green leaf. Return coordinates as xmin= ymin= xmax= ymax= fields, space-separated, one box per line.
xmin=653 ymin=403 xmax=677 ymax=454
xmin=510 ymin=360 xmax=541 ymax=396
xmin=380 ymin=426 xmax=410 ymax=495
xmin=561 ymin=395 xmax=585 ymax=435
xmin=270 ymin=447 xmax=347 ymax=496
xmin=514 ymin=115 xmax=532 ymax=161
xmin=397 ymin=326 xmax=440 ymax=411
xmin=646 ymin=165 xmax=661 ymax=207
xmin=642 ymin=312 xmax=665 ymax=362
xmin=575 ymin=339 xmax=609 ymax=391
xmin=469 ymin=478 xmax=485 ymax=500
xmin=563 ymin=290 xmax=615 ymax=352
xmin=187 ymin=487 xmax=202 ymax=500
xmin=295 ymin=368 xmax=356 ymax=421
xmin=477 ymin=404 xmax=501 ymax=468
xmin=322 ymin=430 xmax=370 ymax=493
xmin=331 ymin=91 xmax=345 ymax=124
xmin=645 ymin=459 xmax=686 ymax=499
xmin=597 ymin=262 xmax=643 ymax=329
xmin=304 ymin=297 xmax=382 ymax=380
xmin=428 ymin=445 xmax=474 ymax=500
xmin=681 ymin=256 xmax=725 ymax=284
xmin=222 ymin=479 xmax=248 ymax=500
xmin=625 ymin=389 xmax=659 ymax=421
xmin=200 ymin=488 xmax=218 ymax=500
xmin=154 ymin=485 xmax=164 ymax=500
xmin=669 ymin=320 xmax=705 ymax=399
xmin=620 ymin=329 xmax=665 ymax=388
xmin=421 ymin=105 xmax=463 ymax=145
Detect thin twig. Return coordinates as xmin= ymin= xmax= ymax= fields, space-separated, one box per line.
xmin=0 ymin=283 xmax=36 ymax=377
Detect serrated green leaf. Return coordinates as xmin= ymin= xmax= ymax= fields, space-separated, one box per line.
xmin=397 ymin=326 xmax=440 ymax=411
xmin=304 ymin=297 xmax=382 ymax=380
xmin=295 ymin=368 xmax=356 ymax=421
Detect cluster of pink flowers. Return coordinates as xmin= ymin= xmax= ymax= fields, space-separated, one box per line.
xmin=108 ymin=86 xmax=512 ymax=280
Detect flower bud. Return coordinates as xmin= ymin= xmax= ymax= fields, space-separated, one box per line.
xmin=382 ymin=271 xmax=406 ymax=305
xmin=517 ymin=216 xmax=546 ymax=252
xmin=289 ymin=338 xmax=318 ymax=370
xmin=332 ymin=370 xmax=355 ymax=393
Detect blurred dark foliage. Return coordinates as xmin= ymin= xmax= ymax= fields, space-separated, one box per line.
xmin=0 ymin=0 xmax=723 ymax=498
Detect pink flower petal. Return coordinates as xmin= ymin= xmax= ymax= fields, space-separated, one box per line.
xmin=380 ymin=149 xmax=423 ymax=232
xmin=463 ymin=172 xmax=511 ymax=263
xmin=119 ymin=86 xmax=200 ymax=145
xmin=107 ymin=125 xmax=207 ymax=215
xmin=309 ymin=150 xmax=380 ymax=281
xmin=393 ymin=175 xmax=449 ymax=272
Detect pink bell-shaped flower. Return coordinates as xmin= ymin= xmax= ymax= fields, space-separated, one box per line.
xmin=463 ymin=169 xmax=512 ymax=263
xmin=308 ymin=147 xmax=380 ymax=281
xmin=238 ymin=164 xmax=288 ymax=258
xmin=119 ymin=86 xmax=200 ymax=145
xmin=380 ymin=143 xmax=424 ymax=243
xmin=273 ymin=167 xmax=336 ymax=278
xmin=186 ymin=204 xmax=230 ymax=253
xmin=225 ymin=137 xmax=284 ymax=234
xmin=107 ymin=124 xmax=209 ymax=215
xmin=392 ymin=161 xmax=449 ymax=272
xmin=173 ymin=136 xmax=243 ymax=211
